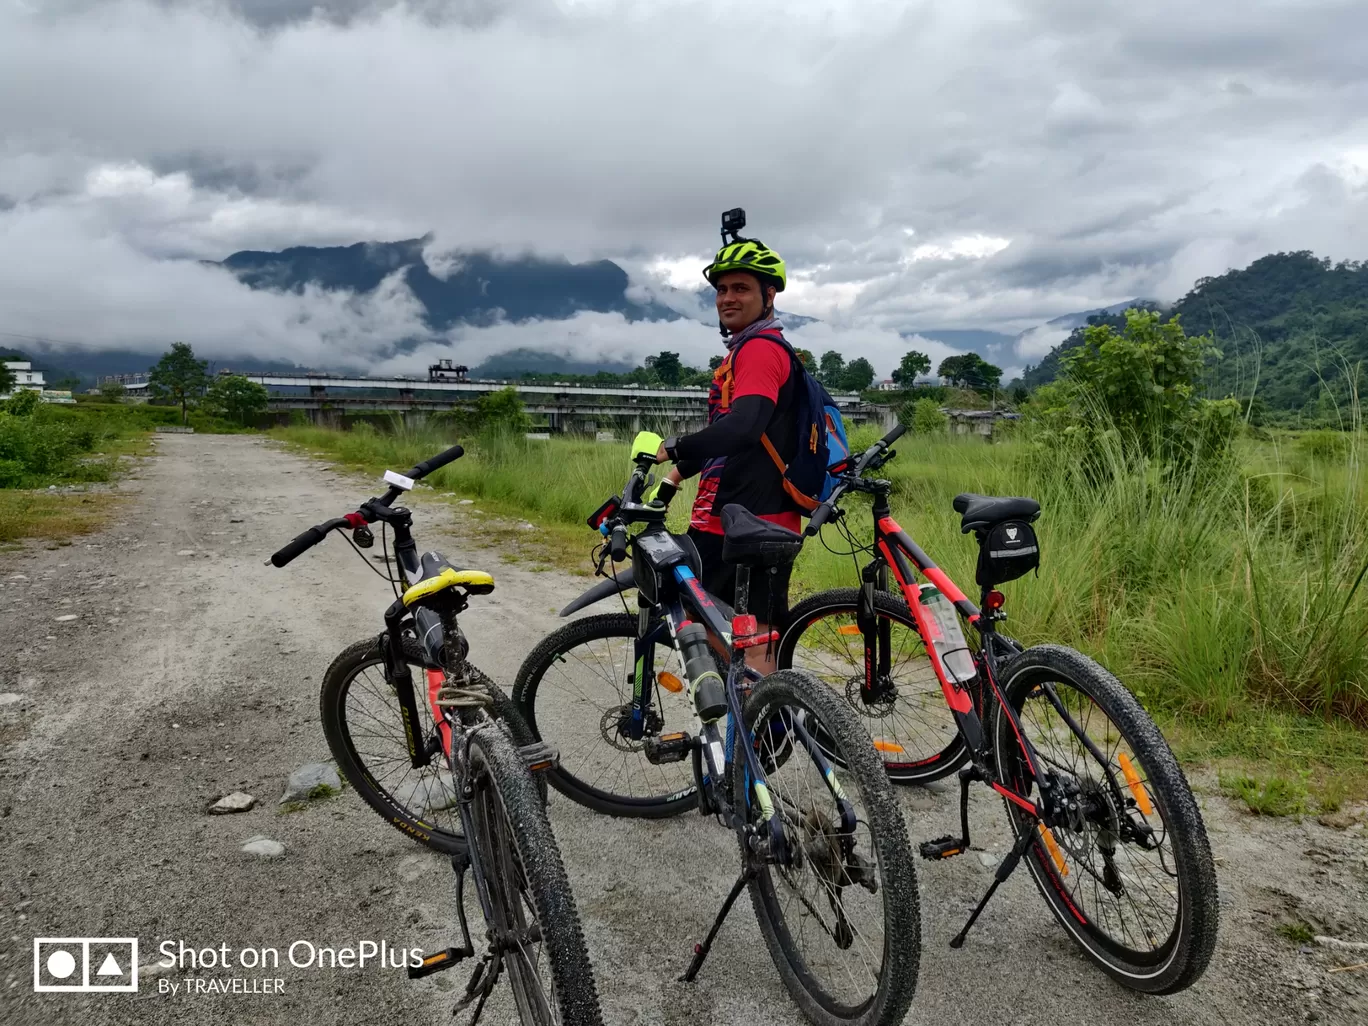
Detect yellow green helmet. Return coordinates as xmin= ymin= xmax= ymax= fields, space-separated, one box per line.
xmin=703 ymin=239 xmax=787 ymax=292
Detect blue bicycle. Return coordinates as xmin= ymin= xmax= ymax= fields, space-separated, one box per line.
xmin=514 ymin=433 xmax=920 ymax=1026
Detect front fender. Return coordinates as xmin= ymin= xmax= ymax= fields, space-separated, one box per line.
xmin=559 ymin=567 xmax=636 ymax=617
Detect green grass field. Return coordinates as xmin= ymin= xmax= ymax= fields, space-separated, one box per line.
xmin=271 ymin=417 xmax=1368 ymax=798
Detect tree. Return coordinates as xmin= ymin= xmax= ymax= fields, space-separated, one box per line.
xmin=891 ymin=350 xmax=931 ymax=386
xmin=204 ymin=374 xmax=268 ymax=425
xmin=818 ymin=350 xmax=845 ymax=387
xmin=0 ymin=361 xmax=13 ymax=396
xmin=645 ymin=351 xmax=684 ymax=387
xmin=1030 ymin=308 xmax=1240 ymax=466
xmin=841 ymin=357 xmax=876 ymax=392
xmin=147 ymin=342 xmax=209 ymax=424
xmin=708 ymin=354 xmax=725 ymax=372
xmin=473 ymin=386 xmax=531 ymax=432
xmin=98 ymin=380 xmax=127 ymax=402
xmin=794 ymin=347 xmax=815 ymax=368
xmin=937 ymin=353 xmax=1002 ymax=392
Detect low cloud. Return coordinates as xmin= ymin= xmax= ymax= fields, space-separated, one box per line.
xmin=4 ymin=0 xmax=1368 ymax=369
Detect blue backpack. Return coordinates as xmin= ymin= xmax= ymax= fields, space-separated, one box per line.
xmin=730 ymin=331 xmax=851 ymax=514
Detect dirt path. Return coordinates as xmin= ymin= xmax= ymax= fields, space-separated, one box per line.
xmin=0 ymin=434 xmax=1364 ymax=1026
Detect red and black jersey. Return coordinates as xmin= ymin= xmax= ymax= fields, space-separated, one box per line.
xmin=679 ymin=327 xmax=801 ymax=536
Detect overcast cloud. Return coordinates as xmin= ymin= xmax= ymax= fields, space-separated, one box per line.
xmin=2 ymin=0 xmax=1366 ymax=377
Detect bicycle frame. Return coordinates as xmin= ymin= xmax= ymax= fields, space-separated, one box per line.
xmin=620 ymin=552 xmax=857 ymax=862
xmin=838 ymin=482 xmax=1143 ymax=857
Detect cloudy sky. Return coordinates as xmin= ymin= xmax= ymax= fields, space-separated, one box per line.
xmin=2 ymin=0 xmax=1366 ymax=378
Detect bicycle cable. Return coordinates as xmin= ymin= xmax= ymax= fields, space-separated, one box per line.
xmin=382 ymin=522 xmax=401 ymax=599
xmin=341 ymin=526 xmax=400 ymax=586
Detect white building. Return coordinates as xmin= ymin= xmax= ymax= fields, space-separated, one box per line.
xmin=2 ymin=361 xmax=45 ymax=398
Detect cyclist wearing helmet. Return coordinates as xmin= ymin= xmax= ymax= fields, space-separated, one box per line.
xmin=651 ymin=231 xmax=800 ymax=672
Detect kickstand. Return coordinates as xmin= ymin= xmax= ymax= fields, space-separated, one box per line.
xmin=679 ymin=867 xmax=757 ymax=982
xmin=949 ymin=823 xmax=1035 ymax=949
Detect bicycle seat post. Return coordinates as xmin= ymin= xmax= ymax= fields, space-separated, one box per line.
xmin=734 ymin=565 xmax=750 ymax=618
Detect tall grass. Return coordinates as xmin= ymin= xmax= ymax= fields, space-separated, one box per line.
xmin=272 ymin=416 xmax=1368 ymax=731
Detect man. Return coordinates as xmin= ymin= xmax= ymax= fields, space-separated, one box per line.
xmin=651 ymin=235 xmax=800 ymax=673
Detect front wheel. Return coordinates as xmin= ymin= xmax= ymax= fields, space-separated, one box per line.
xmin=737 ymin=669 xmax=921 ymax=1026
xmin=320 ymin=635 xmax=536 ymax=854
xmin=991 ymin=644 xmax=1219 ymax=994
xmin=512 ymin=613 xmax=700 ymax=818
xmin=465 ymin=722 xmax=604 ymax=1025
xmin=779 ymin=588 xmax=968 ymax=783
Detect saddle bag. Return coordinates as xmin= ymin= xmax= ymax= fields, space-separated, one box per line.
xmin=975 ymin=519 xmax=1040 ymax=587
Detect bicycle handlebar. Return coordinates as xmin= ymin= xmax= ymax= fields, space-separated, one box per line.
xmin=268 ymin=443 xmax=466 ymax=568
xmin=804 ymin=422 xmax=907 ymax=536
xmin=404 ymin=444 xmax=464 ymax=481
xmin=270 ymin=517 xmax=351 ymax=567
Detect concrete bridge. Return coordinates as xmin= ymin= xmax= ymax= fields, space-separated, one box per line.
xmin=125 ymin=373 xmax=898 ymax=434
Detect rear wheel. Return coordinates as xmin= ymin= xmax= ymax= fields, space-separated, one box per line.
xmin=320 ymin=635 xmax=536 ymax=854
xmin=992 ymin=644 xmax=1218 ymax=994
xmin=465 ymin=722 xmax=604 ymax=1025
xmin=779 ymin=588 xmax=967 ymax=783
xmin=512 ymin=613 xmax=700 ymax=818
xmin=737 ymin=669 xmax=921 ymax=1026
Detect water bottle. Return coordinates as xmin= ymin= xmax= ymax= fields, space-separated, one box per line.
xmin=918 ymin=584 xmax=976 ymax=684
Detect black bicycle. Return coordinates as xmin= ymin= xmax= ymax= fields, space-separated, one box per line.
xmin=513 ymin=433 xmax=920 ymax=1026
xmin=269 ymin=444 xmax=603 ymax=1025
xmin=776 ymin=423 xmax=1219 ymax=994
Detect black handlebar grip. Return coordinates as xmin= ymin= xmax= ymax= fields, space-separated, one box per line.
xmin=270 ymin=525 xmax=330 ymax=567
xmin=609 ymin=524 xmax=628 ymax=563
xmin=407 ymin=444 xmax=465 ymax=480
xmin=269 ymin=517 xmax=350 ymax=567
xmin=883 ymin=422 xmax=907 ymax=446
xmin=806 ymin=502 xmax=836 ymax=537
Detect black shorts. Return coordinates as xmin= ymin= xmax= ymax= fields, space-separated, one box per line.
xmin=686 ymin=527 xmax=792 ymax=628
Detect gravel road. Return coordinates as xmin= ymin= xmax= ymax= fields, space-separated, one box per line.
xmin=1 ymin=434 xmax=1365 ymax=1026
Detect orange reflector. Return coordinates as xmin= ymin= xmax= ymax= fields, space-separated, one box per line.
xmin=872 ymin=739 xmax=905 ymax=754
xmin=837 ymin=624 xmax=863 ymax=636
xmin=423 ymin=952 xmax=449 ymax=966
xmin=1117 ymin=751 xmax=1154 ymax=816
xmin=657 ymin=671 xmax=684 ymax=693
xmin=1038 ymin=825 xmax=1069 ymax=877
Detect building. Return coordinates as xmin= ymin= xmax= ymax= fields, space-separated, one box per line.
xmin=2 ymin=361 xmax=45 ymax=398
xmin=944 ymin=408 xmax=1020 ymax=439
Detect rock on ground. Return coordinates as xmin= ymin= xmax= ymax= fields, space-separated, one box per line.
xmin=279 ymin=762 xmax=341 ymax=803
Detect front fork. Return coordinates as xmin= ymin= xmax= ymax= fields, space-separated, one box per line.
xmin=857 ymin=561 xmax=894 ymax=705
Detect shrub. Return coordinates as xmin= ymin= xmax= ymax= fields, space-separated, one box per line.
xmin=900 ymin=397 xmax=947 ymax=434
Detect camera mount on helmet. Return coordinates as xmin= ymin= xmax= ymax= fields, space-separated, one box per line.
xmin=721 ymin=207 xmax=748 ymax=246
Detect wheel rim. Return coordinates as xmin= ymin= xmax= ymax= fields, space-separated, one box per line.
xmin=785 ymin=603 xmax=959 ymax=771
xmin=339 ymin=655 xmax=463 ymax=842
xmin=748 ymin=695 xmax=891 ymax=1016
xmin=526 ymin=627 xmax=696 ymax=806
xmin=1000 ymin=670 xmax=1183 ymax=967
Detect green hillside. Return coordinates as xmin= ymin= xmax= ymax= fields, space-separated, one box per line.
xmin=1019 ymin=252 xmax=1368 ymax=423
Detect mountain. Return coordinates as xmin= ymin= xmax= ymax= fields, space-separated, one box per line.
xmin=1016 ymin=251 xmax=1368 ymax=414
xmin=468 ymin=348 xmax=635 ymax=380
xmin=216 ymin=237 xmax=681 ymax=328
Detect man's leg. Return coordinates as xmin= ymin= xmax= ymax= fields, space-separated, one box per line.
xmin=744 ymin=560 xmax=793 ymax=677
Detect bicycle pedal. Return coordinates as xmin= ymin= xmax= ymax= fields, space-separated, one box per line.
xmin=643 ymin=731 xmax=693 ymax=765
xmin=517 ymin=740 xmax=559 ymax=773
xmin=407 ymin=946 xmax=470 ymax=979
xmin=919 ymin=835 xmax=967 ymax=860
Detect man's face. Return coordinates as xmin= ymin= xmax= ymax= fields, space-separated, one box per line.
xmin=714 ymin=272 xmax=773 ymax=333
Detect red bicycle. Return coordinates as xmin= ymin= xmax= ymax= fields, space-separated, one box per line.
xmin=776 ymin=424 xmax=1219 ymax=994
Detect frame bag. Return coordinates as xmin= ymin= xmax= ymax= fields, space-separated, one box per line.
xmin=976 ymin=519 xmax=1040 ymax=587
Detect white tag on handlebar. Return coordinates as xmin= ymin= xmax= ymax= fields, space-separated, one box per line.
xmin=383 ymin=470 xmax=415 ymax=491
